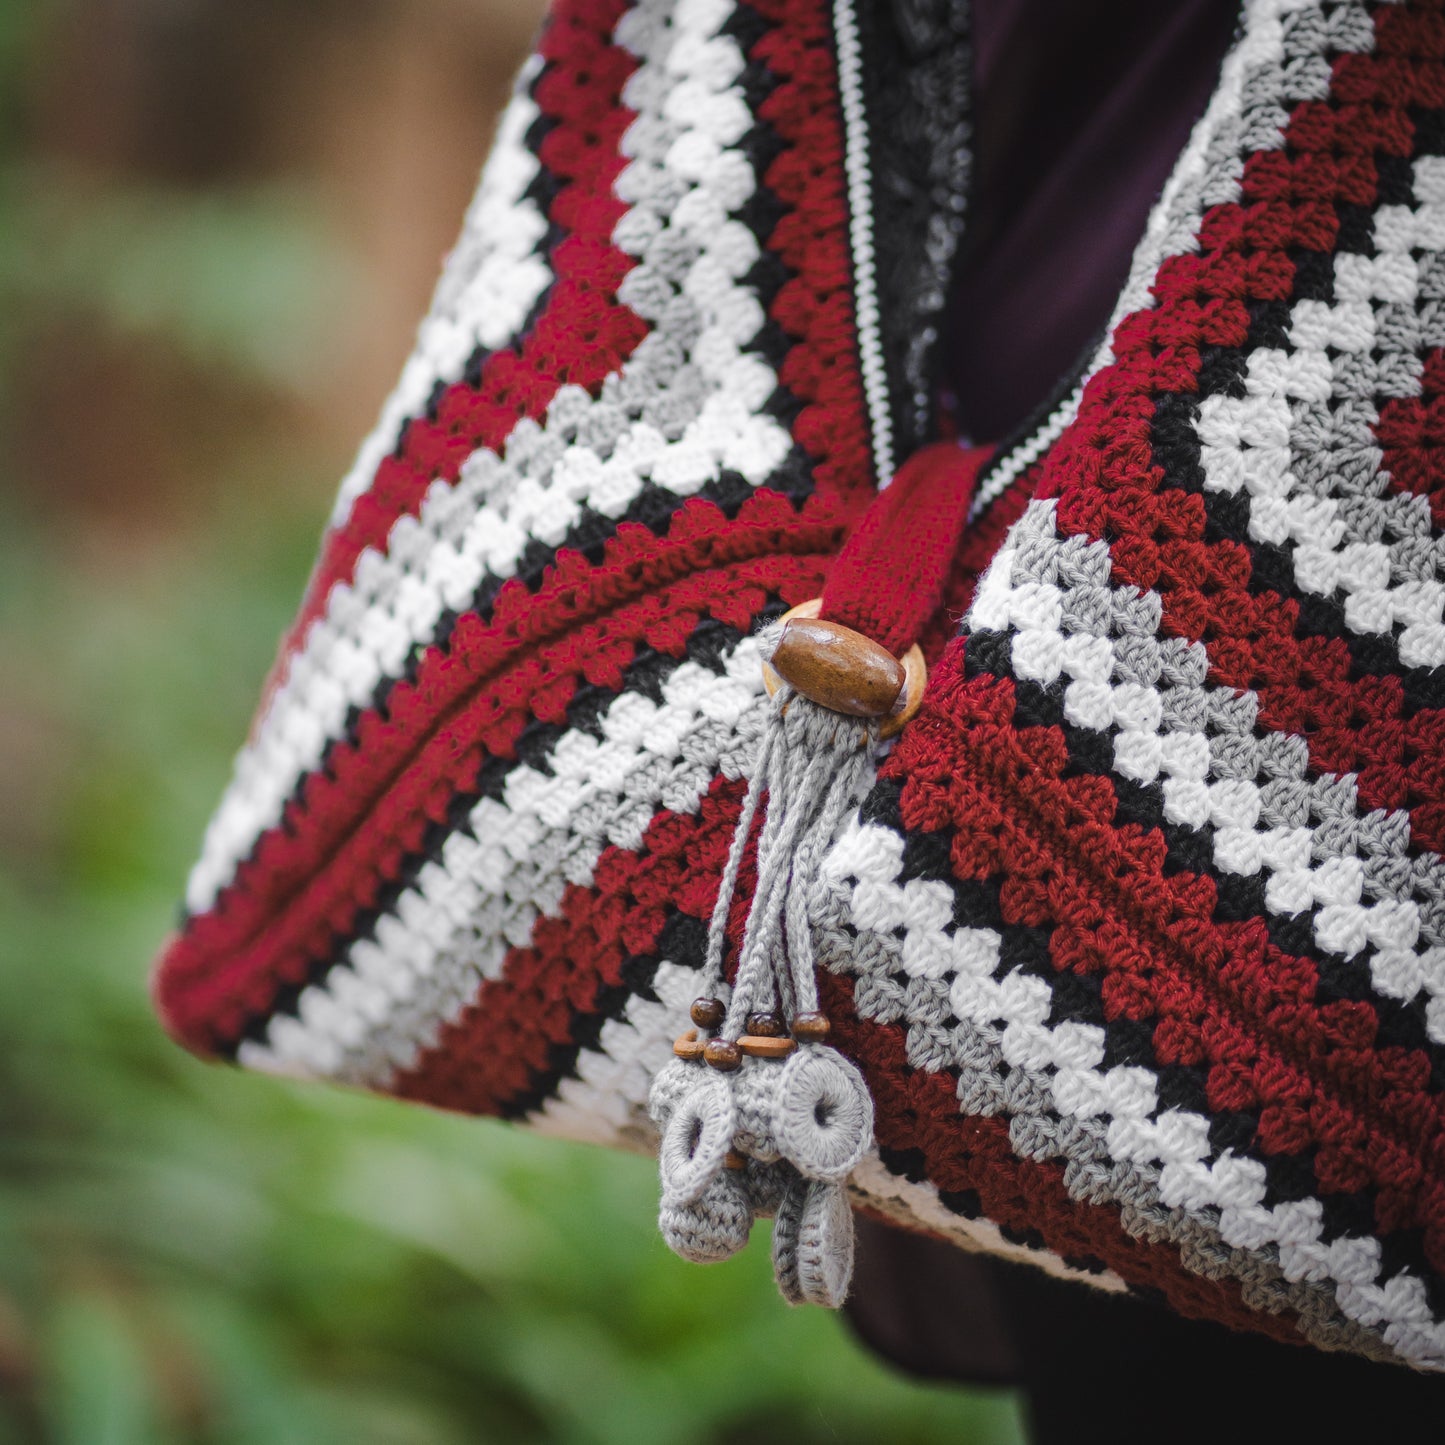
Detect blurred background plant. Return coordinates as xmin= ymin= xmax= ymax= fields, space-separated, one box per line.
xmin=0 ymin=2 xmax=1024 ymax=1440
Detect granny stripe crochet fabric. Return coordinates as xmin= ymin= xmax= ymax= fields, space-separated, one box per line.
xmin=154 ymin=0 xmax=1445 ymax=1368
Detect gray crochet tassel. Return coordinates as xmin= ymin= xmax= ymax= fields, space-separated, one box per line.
xmin=647 ymin=625 xmax=878 ymax=1305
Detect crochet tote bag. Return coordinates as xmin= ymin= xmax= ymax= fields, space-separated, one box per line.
xmin=155 ymin=0 xmax=1445 ymax=1370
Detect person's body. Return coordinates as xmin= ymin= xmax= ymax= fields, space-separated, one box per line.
xmin=845 ymin=6 xmax=1445 ymax=1436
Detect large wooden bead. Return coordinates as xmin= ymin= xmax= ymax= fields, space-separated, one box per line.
xmin=769 ymin=618 xmax=905 ymax=718
xmin=745 ymin=1010 xmax=786 ymax=1037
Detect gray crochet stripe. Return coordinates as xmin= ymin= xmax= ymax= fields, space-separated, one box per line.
xmin=186 ymin=0 xmax=795 ymax=915
xmin=981 ymin=499 xmax=1445 ymax=1047
xmin=332 ymin=702 xmax=764 ymax=1087
xmin=1207 ymin=156 xmax=1445 ymax=683
xmin=810 ymin=871 xmax=1403 ymax=1365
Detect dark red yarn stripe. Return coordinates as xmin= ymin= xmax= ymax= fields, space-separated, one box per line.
xmin=393 ymin=775 xmax=750 ymax=1109
xmin=155 ymin=0 xmax=879 ymax=1053
xmin=394 ymin=770 xmax=1308 ymax=1349
xmin=1042 ymin=12 xmax=1445 ymax=853
xmin=157 ymin=503 xmax=845 ymax=1054
xmin=886 ymin=641 xmax=1445 ymax=1270
xmin=1379 ymin=348 xmax=1445 ymax=533
xmin=747 ymin=0 xmax=872 ymax=494
xmin=1364 ymin=347 xmax=1445 ymax=845
xmin=278 ymin=0 xmax=644 ymax=665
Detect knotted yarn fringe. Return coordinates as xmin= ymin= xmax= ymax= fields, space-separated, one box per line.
xmin=648 ymin=624 xmax=878 ymax=1308
xmin=704 ymin=658 xmax=880 ymax=1026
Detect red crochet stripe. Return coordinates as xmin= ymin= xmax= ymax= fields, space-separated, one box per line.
xmin=1042 ymin=20 xmax=1445 ymax=853
xmin=1379 ymin=348 xmax=1445 ymax=530
xmin=393 ymin=775 xmax=751 ymax=1108
xmin=275 ymin=0 xmax=644 ymax=671
xmin=886 ymin=641 xmax=1445 ymax=1270
xmin=157 ymin=497 xmax=845 ymax=1055
xmin=156 ymin=0 xmax=877 ymax=1054
xmin=818 ymin=975 xmax=1309 ymax=1348
xmin=748 ymin=0 xmax=872 ymax=501
xmin=393 ymin=771 xmax=1306 ymax=1348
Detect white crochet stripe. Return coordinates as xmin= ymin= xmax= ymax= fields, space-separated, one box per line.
xmin=1186 ymin=155 xmax=1445 ymax=1025
xmin=1201 ymin=158 xmax=1445 ymax=667
xmin=187 ymin=0 xmax=792 ymax=914
xmin=329 ymin=57 xmax=551 ymax=530
xmin=526 ymin=956 xmax=1132 ymax=1292
xmin=972 ymin=500 xmax=1445 ymax=1044
xmin=821 ymin=819 xmax=1445 ymax=1370
xmin=833 ymin=0 xmax=893 ymax=488
xmin=968 ymin=389 xmax=1080 ymax=521
xmin=968 ymin=0 xmax=1354 ymax=522
xmin=237 ymin=635 xmax=769 ymax=1082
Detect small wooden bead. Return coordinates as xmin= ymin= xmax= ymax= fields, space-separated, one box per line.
xmin=703 ymin=1039 xmax=743 ymax=1072
xmin=745 ymin=1010 xmax=786 ymax=1037
xmin=738 ymin=1034 xmax=796 ymax=1059
xmin=673 ymin=1029 xmax=705 ymax=1061
xmin=690 ymin=996 xmax=725 ymax=1030
xmin=724 ymin=1149 xmax=748 ymax=1171
xmin=791 ymin=1011 xmax=831 ymax=1043
xmin=770 ymin=618 xmax=905 ymax=719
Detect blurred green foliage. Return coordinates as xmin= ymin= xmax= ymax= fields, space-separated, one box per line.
xmin=0 ymin=4 xmax=1025 ymax=1441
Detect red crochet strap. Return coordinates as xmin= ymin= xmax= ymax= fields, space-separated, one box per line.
xmin=820 ymin=442 xmax=992 ymax=655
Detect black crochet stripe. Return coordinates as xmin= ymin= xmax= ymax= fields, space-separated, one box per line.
xmin=499 ymin=909 xmax=710 ymax=1121
xmin=854 ymin=0 xmax=971 ymax=461
xmin=232 ymin=607 xmax=785 ymax=1054
xmin=856 ymin=753 xmax=1445 ymax=1317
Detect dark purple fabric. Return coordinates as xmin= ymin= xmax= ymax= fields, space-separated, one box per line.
xmin=847 ymin=1216 xmax=1445 ymax=1441
xmin=944 ymin=0 xmax=1242 ymax=442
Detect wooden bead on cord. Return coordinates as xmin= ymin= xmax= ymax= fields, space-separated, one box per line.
xmin=703 ymin=1039 xmax=742 ymax=1072
xmin=690 ymin=997 xmax=725 ymax=1030
xmin=761 ymin=599 xmax=925 ymax=740
xmin=791 ymin=1012 xmax=831 ymax=1043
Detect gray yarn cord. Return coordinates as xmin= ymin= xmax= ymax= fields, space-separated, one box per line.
xmin=699 ymin=623 xmax=880 ymax=1033
xmin=650 ymin=625 xmax=881 ymax=1300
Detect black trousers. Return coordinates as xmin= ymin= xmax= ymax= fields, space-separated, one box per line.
xmin=846 ymin=1216 xmax=1445 ymax=1445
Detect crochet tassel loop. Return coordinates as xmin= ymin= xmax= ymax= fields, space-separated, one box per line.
xmin=646 ymin=444 xmax=986 ymax=1307
xmin=648 ymin=618 xmax=894 ymax=1308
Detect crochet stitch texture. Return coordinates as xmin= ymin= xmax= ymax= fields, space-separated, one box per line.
xmin=154 ymin=0 xmax=1445 ymax=1369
